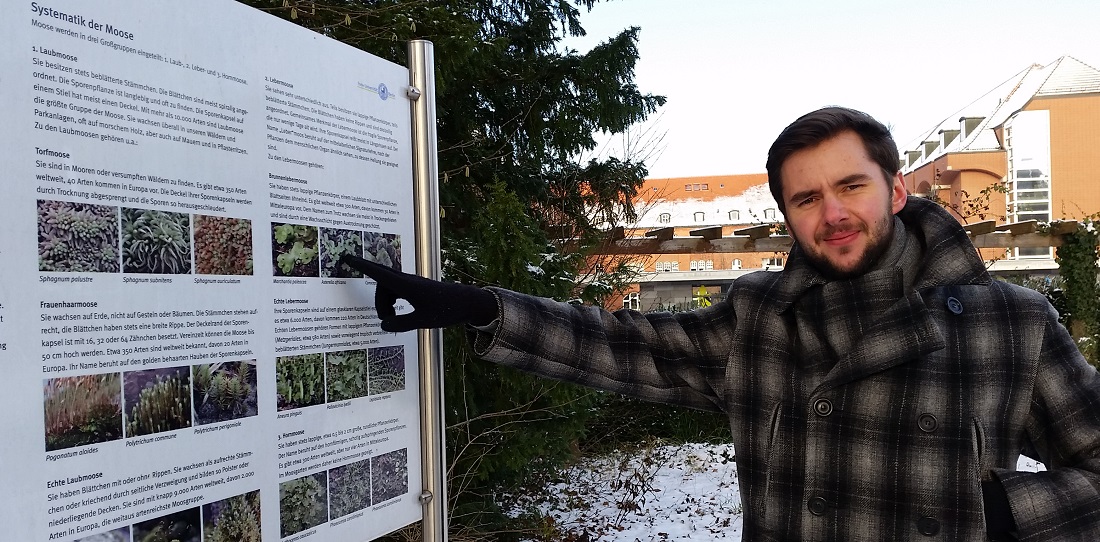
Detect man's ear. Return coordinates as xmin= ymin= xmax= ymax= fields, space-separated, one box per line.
xmin=891 ymin=172 xmax=907 ymax=214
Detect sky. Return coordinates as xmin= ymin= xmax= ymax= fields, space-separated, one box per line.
xmin=565 ymin=0 xmax=1100 ymax=179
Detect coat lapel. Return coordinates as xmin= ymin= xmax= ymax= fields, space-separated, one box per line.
xmin=814 ymin=289 xmax=946 ymax=394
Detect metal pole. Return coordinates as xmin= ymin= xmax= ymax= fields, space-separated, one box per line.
xmin=407 ymin=40 xmax=447 ymax=542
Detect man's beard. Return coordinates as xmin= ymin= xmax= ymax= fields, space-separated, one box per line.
xmin=799 ymin=208 xmax=895 ymax=280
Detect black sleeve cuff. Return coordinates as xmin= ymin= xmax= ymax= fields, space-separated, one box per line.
xmin=982 ymin=478 xmax=1017 ymax=534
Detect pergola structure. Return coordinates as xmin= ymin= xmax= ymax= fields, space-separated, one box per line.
xmin=597 ymin=219 xmax=1081 ymax=255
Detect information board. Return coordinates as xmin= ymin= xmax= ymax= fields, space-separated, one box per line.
xmin=0 ymin=2 xmax=423 ymax=540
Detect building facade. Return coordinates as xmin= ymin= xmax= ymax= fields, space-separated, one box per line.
xmin=611 ymin=56 xmax=1100 ymax=312
xmin=901 ymin=55 xmax=1100 ymax=260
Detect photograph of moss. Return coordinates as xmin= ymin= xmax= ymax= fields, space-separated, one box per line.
xmin=194 ymin=215 xmax=253 ymax=275
xmin=370 ymin=447 xmax=409 ymax=504
xmin=276 ymin=353 xmax=325 ymax=410
xmin=202 ymin=489 xmax=261 ymax=542
xmin=280 ymin=471 xmax=329 ymax=538
xmin=319 ymin=227 xmax=364 ymax=278
xmin=192 ymin=360 xmax=258 ymax=425
xmin=38 ymin=199 xmax=120 ymax=273
xmin=123 ymin=366 xmax=192 ymax=437
xmin=362 ymin=231 xmax=402 ymax=271
xmin=73 ymin=526 xmax=129 ymax=542
xmin=271 ymin=222 xmax=319 ymax=277
xmin=328 ymin=457 xmax=372 ymax=519
xmin=122 ymin=207 xmax=193 ymax=274
xmin=368 ymin=345 xmax=406 ymax=395
xmin=44 ymin=374 xmax=123 ymax=452
xmin=325 ymin=348 xmax=369 ymax=402
xmin=133 ymin=506 xmax=200 ymax=542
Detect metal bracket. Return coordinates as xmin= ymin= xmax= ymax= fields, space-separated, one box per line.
xmin=407 ymin=86 xmax=422 ymax=100
xmin=418 ymin=490 xmax=433 ymax=505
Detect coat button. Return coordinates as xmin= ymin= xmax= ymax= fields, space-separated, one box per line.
xmin=918 ymin=413 xmax=938 ymax=433
xmin=813 ymin=398 xmax=833 ymax=417
xmin=807 ymin=497 xmax=827 ymax=516
xmin=917 ymin=516 xmax=941 ymax=535
xmin=947 ymin=297 xmax=963 ymax=314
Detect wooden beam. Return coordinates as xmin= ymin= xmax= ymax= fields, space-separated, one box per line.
xmin=712 ymin=236 xmax=793 ymax=253
xmin=688 ymin=226 xmax=723 ymax=241
xmin=603 ymin=226 xmax=625 ymax=242
xmin=1049 ymin=220 xmax=1079 ymax=236
xmin=971 ymin=232 xmax=1062 ymax=249
xmin=644 ymin=227 xmax=674 ymax=241
xmin=993 ymin=220 xmax=1038 ymax=235
xmin=733 ymin=224 xmax=773 ymax=240
xmin=963 ymin=220 xmax=996 ymax=236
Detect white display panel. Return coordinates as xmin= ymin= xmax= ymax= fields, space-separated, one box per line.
xmin=1 ymin=2 xmax=422 ymax=540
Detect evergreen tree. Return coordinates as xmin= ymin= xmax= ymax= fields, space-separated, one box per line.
xmin=241 ymin=1 xmax=664 ymax=535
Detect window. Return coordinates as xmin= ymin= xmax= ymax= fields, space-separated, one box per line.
xmin=762 ymin=256 xmax=785 ymax=268
xmin=658 ymin=212 xmax=671 ymax=223
xmin=1017 ymin=179 xmax=1049 ymax=190
xmin=701 ymin=184 xmax=709 ymax=190
xmin=693 ymin=211 xmax=705 ymax=222
xmin=1016 ymin=202 xmax=1048 ymax=213
xmin=685 ymin=184 xmax=692 ymax=191
xmin=1017 ymin=213 xmax=1048 ymax=222
xmin=692 ymin=184 xmax=701 ymax=191
xmin=1018 ymin=247 xmax=1051 ymax=258
xmin=687 ymin=260 xmax=714 ymax=271
xmin=731 ymin=259 xmax=742 ymax=270
xmin=1004 ymin=110 xmax=1052 ymax=261
xmin=655 ymin=261 xmax=680 ymax=272
xmin=763 ymin=208 xmax=777 ymax=220
xmin=623 ymin=292 xmax=640 ymax=310
xmin=728 ymin=210 xmax=740 ymax=221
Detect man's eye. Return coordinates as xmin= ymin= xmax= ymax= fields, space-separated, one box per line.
xmin=797 ymin=197 xmax=816 ymax=207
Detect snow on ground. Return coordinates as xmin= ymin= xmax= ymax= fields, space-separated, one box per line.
xmin=521 ymin=443 xmax=1046 ymax=541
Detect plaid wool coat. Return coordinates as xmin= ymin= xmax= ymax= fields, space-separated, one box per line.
xmin=472 ymin=197 xmax=1100 ymax=541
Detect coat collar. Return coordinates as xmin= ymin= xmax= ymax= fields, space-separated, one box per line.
xmin=770 ymin=196 xmax=992 ymax=314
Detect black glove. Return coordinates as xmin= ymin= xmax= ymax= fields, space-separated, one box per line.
xmin=340 ymin=254 xmax=498 ymax=332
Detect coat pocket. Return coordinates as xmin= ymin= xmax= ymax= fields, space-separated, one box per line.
xmin=757 ymin=402 xmax=784 ymax=522
xmin=971 ymin=417 xmax=988 ymax=479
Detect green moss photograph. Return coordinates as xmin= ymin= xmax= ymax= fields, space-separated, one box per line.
xmin=122 ymin=208 xmax=193 ymax=274
xmin=326 ymin=348 xmax=369 ymax=402
xmin=202 ymin=489 xmax=261 ymax=542
xmin=276 ymin=353 xmax=325 ymax=410
xmin=44 ymin=374 xmax=123 ymax=452
xmin=280 ymin=471 xmax=328 ymax=537
xmin=272 ymin=222 xmax=319 ymax=277
xmin=192 ymin=360 xmax=258 ymax=425
xmin=38 ymin=200 xmax=120 ymax=273
xmin=124 ymin=366 xmax=192 ymax=437
xmin=194 ymin=215 xmax=253 ymax=275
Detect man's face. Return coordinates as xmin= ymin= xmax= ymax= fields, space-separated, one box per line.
xmin=780 ymin=130 xmax=907 ymax=279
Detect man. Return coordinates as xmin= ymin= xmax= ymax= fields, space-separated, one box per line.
xmin=343 ymin=107 xmax=1100 ymax=541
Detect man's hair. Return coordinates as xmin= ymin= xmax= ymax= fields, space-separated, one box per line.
xmin=765 ymin=106 xmax=900 ymax=212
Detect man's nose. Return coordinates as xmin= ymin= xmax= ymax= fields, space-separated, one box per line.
xmin=822 ymin=195 xmax=849 ymax=224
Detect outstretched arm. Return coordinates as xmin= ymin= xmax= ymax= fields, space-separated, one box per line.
xmin=342 ymin=254 xmax=733 ymax=411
